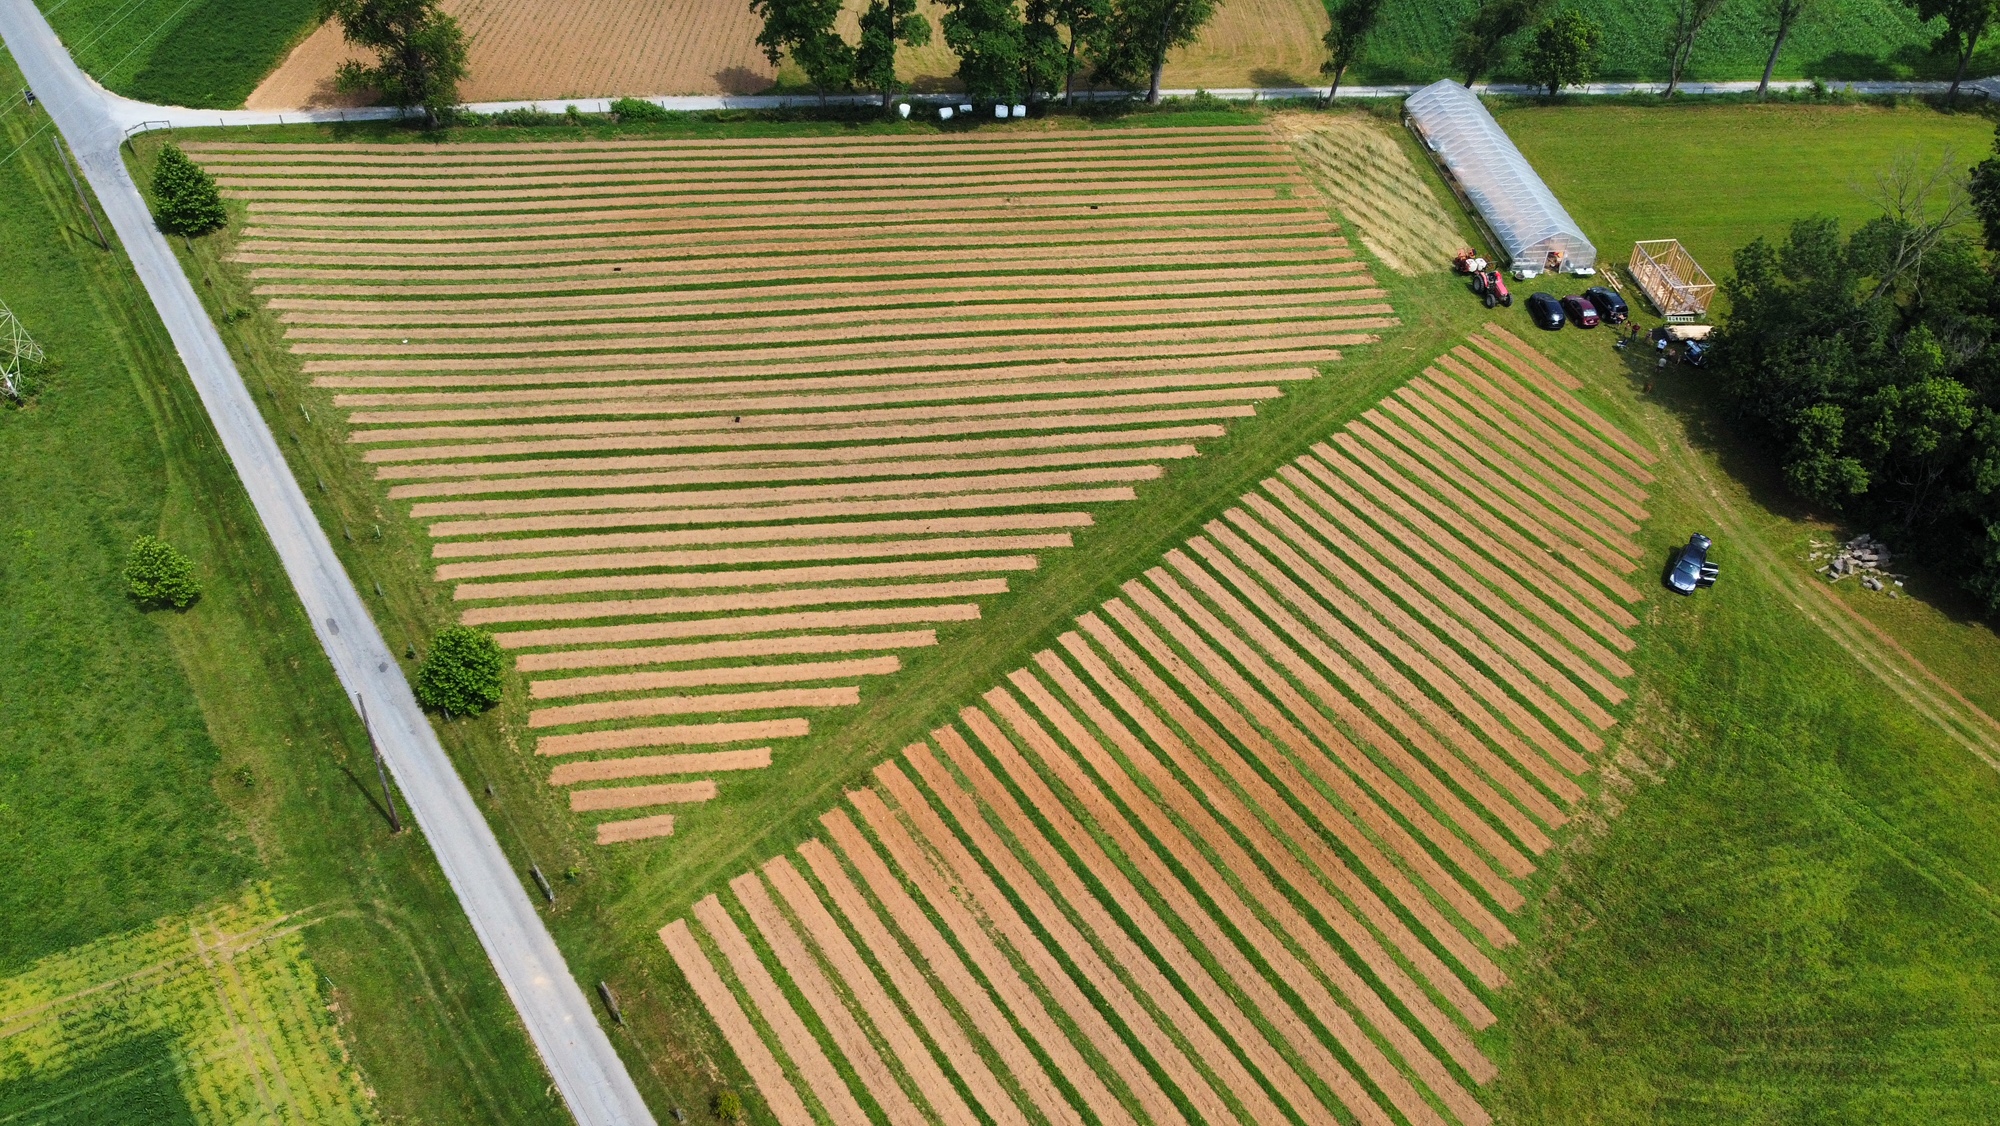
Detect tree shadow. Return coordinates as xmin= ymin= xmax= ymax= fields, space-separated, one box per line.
xmin=713 ymin=67 xmax=773 ymax=95
xmin=1250 ymin=67 xmax=1311 ymax=89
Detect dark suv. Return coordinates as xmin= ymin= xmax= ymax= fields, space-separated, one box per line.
xmin=1584 ymin=286 xmax=1628 ymax=323
xmin=1526 ymin=292 xmax=1565 ymax=330
xmin=1666 ymin=533 xmax=1717 ymax=594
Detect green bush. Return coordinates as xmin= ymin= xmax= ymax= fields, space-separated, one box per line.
xmin=124 ymin=535 xmax=201 ymax=610
xmin=150 ymin=143 xmax=226 ymax=236
xmin=611 ymin=97 xmax=673 ymax=121
xmin=413 ymin=626 xmax=505 ymax=716
xmin=713 ymin=1090 xmax=744 ymax=1122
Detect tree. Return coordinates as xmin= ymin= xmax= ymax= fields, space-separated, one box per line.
xmin=413 ymin=626 xmax=505 ymax=716
xmin=1043 ymin=0 xmax=1111 ymax=103
xmin=1757 ymin=0 xmax=1816 ymax=97
xmin=714 ymin=1090 xmax=745 ymax=1123
xmin=320 ymin=0 xmax=468 ymax=125
xmin=150 ymin=143 xmax=226 ymax=236
xmin=751 ymin=0 xmax=854 ymax=102
xmin=1095 ymin=0 xmax=1220 ymax=104
xmin=855 ymin=0 xmax=933 ymax=107
xmin=1523 ymin=9 xmax=1602 ymax=95
xmin=1320 ymin=0 xmax=1383 ymax=103
xmin=1450 ymin=0 xmax=1547 ymax=86
xmin=1663 ymin=0 xmax=1728 ymax=97
xmin=1906 ymin=0 xmax=1998 ymax=99
xmin=940 ymin=0 xmax=1032 ymax=99
xmin=124 ymin=535 xmax=201 ymax=610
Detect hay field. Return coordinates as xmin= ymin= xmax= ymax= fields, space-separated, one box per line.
xmin=247 ymin=0 xmax=1327 ymax=107
xmin=189 ymin=126 xmax=1391 ymax=845
xmin=661 ymin=328 xmax=1655 ymax=1125
xmin=1274 ymin=111 xmax=1469 ymax=276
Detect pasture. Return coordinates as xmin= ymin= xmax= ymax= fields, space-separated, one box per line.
xmin=33 ymin=0 xmax=318 ymax=108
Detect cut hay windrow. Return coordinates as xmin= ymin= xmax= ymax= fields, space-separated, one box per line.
xmin=497 ymin=605 xmax=983 ymax=651
xmin=1477 ymin=324 xmax=1586 ymax=392
xmin=411 ymin=465 xmax=1157 ymax=511
xmin=440 ymin=513 xmax=1094 ymax=559
xmin=532 ymin=656 xmax=900 ymax=699
xmin=691 ymin=895 xmax=871 ymax=1123
xmin=529 ymin=686 xmax=859 ymax=728
xmin=437 ymin=536 xmax=1067 ymax=580
xmin=426 ymin=487 xmax=1133 ymax=538
xmin=537 ymin=718 xmax=807 ymax=757
xmin=570 ymin=780 xmax=718 ymax=811
xmin=1403 ymin=379 xmax=1648 ymax=524
xmin=659 ymin=919 xmax=814 ymax=1126
xmin=516 ymin=630 xmax=938 ymax=673
xmin=463 ymin=578 xmax=1011 ymax=626
xmin=244 ymin=186 xmax=1293 ymax=220
xmin=1461 ymin=337 xmax=1657 ymax=470
xmin=759 ymin=857 xmax=988 ymax=1126
xmin=460 ymin=555 xmax=1034 ymax=602
xmin=729 ymin=872 xmax=935 ymax=1126
xmin=549 ymin=746 xmax=773 ymax=785
xmin=1429 ymin=359 xmax=1652 ymax=503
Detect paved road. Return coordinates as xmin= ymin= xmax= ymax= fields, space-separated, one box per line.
xmin=0 ymin=4 xmax=657 ymax=1124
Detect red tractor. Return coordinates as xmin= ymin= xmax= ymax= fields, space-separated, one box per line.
xmin=1470 ymin=269 xmax=1512 ymax=308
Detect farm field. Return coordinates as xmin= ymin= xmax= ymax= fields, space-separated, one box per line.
xmin=664 ymin=327 xmax=1653 ymax=1125
xmin=183 ymin=124 xmax=1396 ymax=852
xmin=32 ymin=0 xmax=319 ymax=108
xmin=0 ymin=50 xmax=560 ymax=1125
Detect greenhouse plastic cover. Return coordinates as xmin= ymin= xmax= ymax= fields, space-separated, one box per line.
xmin=1405 ymin=80 xmax=1597 ymax=270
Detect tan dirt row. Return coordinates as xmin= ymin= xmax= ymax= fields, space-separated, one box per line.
xmin=691 ymin=895 xmax=871 ymax=1121
xmin=760 ymin=856 xmax=988 ymax=1126
xmin=550 ymin=746 xmax=773 ymax=785
xmin=659 ymin=919 xmax=815 ymax=1126
xmin=1347 ymin=422 xmax=1640 ymax=618
xmin=413 ymin=464 xmax=1158 ymax=513
xmin=466 ymin=577 xmax=1010 ymax=627
xmin=445 ymin=512 xmax=1093 ymax=560
xmin=530 ymin=685 xmax=859 ymax=729
xmin=1429 ymin=360 xmax=1651 ymax=504
xmin=202 ymin=142 xmax=1287 ymax=173
xmin=533 ymin=656 xmax=900 ymax=699
xmin=517 ymin=630 xmax=938 ymax=673
xmin=1465 ymin=334 xmax=1657 ymax=468
xmin=428 ymin=488 xmax=1133 ymax=540
xmin=977 ymin=689 xmax=1438 ymax=1126
xmin=845 ymin=788 xmax=1160 ymax=1126
xmin=1017 ymin=657 xmax=1498 ymax=1096
xmin=1404 ymin=380 xmax=1647 ymax=529
xmin=1256 ymin=482 xmax=1618 ymax=726
xmin=900 ymin=737 xmax=1309 ymax=1124
xmin=1111 ymin=584 xmax=1521 ymax=943
xmin=437 ymin=533 xmax=1069 ymax=579
xmin=817 ymin=811 xmax=1092 ymax=1126
xmin=182 ymin=125 xmax=1271 ymax=150
xmin=463 ymin=556 xmax=1036 ymax=604
xmin=1442 ymin=347 xmax=1655 ymax=486
xmin=244 ymin=185 xmax=1294 ymax=220
xmin=1060 ymin=624 xmax=1500 ymax=1020
xmin=1305 ymin=444 xmax=1636 ymax=658
xmin=381 ymin=428 xmax=1221 ymax=477
xmin=498 ymin=604 xmax=984 ymax=651
xmin=729 ymin=873 xmax=933 ymax=1126
xmin=1477 ymin=324 xmax=1582 ymax=390
xmin=538 ymin=717 xmax=808 ymax=757
xmin=571 ymin=780 xmax=718 ymax=810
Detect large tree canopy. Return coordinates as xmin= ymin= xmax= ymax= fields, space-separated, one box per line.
xmin=320 ymin=0 xmax=468 ymax=123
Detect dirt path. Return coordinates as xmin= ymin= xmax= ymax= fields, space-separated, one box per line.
xmin=549 ymin=747 xmax=772 ymax=785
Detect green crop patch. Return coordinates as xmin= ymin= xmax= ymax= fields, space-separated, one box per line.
xmin=34 ymin=0 xmax=320 ymax=109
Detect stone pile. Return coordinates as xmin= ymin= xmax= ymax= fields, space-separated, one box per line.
xmin=1809 ymin=533 xmax=1905 ymax=595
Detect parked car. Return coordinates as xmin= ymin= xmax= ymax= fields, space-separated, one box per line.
xmin=1681 ymin=339 xmax=1709 ymax=367
xmin=1584 ymin=285 xmax=1628 ymax=323
xmin=1560 ymin=294 xmax=1600 ymax=328
xmin=1526 ymin=292 xmax=1565 ymax=330
xmin=1470 ymin=270 xmax=1512 ymax=308
xmin=1665 ymin=533 xmax=1718 ymax=594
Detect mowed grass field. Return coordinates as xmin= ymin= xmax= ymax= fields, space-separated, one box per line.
xmin=33 ymin=0 xmax=319 ymax=108
xmin=0 ymin=55 xmax=561 ymax=1124
xmin=157 ymin=101 xmax=2000 ymax=1121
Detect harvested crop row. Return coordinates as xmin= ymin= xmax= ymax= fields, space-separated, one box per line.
xmin=184 ymin=126 xmax=1271 ymax=151
xmin=532 ymin=656 xmax=898 ymax=699
xmin=599 ymin=813 xmax=678 ymax=843
xmin=549 ymin=747 xmax=773 ymax=785
xmin=436 ymin=534 xmax=1069 ymax=579
xmin=444 ymin=514 xmax=1094 ymax=560
xmin=427 ymin=488 xmax=1131 ymax=539
xmin=570 ymin=780 xmax=718 ymax=811
xmin=200 ymin=140 xmax=1286 ymax=168
xmin=411 ymin=464 xmax=1157 ymax=511
xmin=243 ymin=185 xmax=1295 ymax=219
xmin=517 ymin=631 xmax=938 ymax=672
xmin=530 ymin=686 xmax=859 ymax=729
xmin=1430 ymin=357 xmax=1652 ymax=501
xmin=459 ymin=556 xmax=1036 ymax=602
xmin=497 ymin=605 xmax=985 ymax=651
xmin=1465 ymin=333 xmax=1657 ymax=466
xmin=659 ymin=920 xmax=814 ymax=1126
xmin=1402 ymin=380 xmax=1647 ymax=527
xmin=465 ymin=577 xmax=1011 ymax=627
xmin=538 ymin=718 xmax=807 ymax=757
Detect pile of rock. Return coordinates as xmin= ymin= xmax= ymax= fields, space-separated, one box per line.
xmin=1808 ymin=533 xmax=1905 ymax=595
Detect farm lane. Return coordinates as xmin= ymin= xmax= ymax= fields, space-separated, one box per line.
xmin=0 ymin=3 xmax=660 ymax=1124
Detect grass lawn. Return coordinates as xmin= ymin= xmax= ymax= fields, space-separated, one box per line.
xmin=152 ymin=99 xmax=2000 ymax=1120
xmin=31 ymin=0 xmax=320 ymax=108
xmin=0 ymin=57 xmax=561 ymax=1123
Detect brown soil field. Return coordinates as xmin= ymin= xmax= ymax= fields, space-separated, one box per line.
xmin=529 ymin=685 xmax=859 ymax=728
xmin=549 ymin=746 xmax=773 ymax=785
xmin=1272 ymin=113 xmax=1468 ymax=276
xmin=497 ymin=605 xmax=983 ymax=651
xmin=536 ymin=717 xmax=808 ymax=756
xmin=607 ymin=821 xmax=683 ymax=858
xmin=531 ymin=655 xmax=900 ymax=699
xmin=658 ymin=919 xmax=815 ymax=1126
xmin=455 ymin=555 xmax=1036 ymax=601
xmin=463 ymin=577 xmax=1010 ymax=626
xmin=436 ymin=535 xmax=1068 ymax=579
xmin=569 ymin=780 xmax=718 ymax=810
xmin=692 ymin=894 xmax=872 ymax=1122
xmin=408 ymin=464 xmax=1159 ymax=509
xmin=759 ymin=856 xmax=985 ymax=1126
xmin=427 ymin=488 xmax=1132 ymax=539
xmin=441 ymin=513 xmax=1093 ymax=560
xmin=729 ymin=872 xmax=932 ymax=1126
xmin=517 ymin=630 xmax=937 ymax=672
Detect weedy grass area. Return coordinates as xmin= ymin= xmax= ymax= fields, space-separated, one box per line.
xmin=32 ymin=0 xmax=320 ymax=108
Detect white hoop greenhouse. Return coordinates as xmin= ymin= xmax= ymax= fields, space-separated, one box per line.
xmin=1405 ymin=79 xmax=1596 ymax=274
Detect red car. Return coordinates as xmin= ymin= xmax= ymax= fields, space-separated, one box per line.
xmin=1560 ymin=294 xmax=1600 ymax=328
xmin=1470 ymin=270 xmax=1512 ymax=308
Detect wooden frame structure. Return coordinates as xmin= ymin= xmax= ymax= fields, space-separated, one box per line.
xmin=1629 ymin=240 xmax=1715 ymax=322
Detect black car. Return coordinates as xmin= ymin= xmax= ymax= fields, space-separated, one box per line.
xmin=1526 ymin=292 xmax=1565 ymax=331
xmin=1584 ymin=285 xmax=1628 ymax=323
xmin=1666 ymin=532 xmax=1717 ymax=594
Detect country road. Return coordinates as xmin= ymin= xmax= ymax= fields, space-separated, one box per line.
xmin=0 ymin=3 xmax=657 ymax=1124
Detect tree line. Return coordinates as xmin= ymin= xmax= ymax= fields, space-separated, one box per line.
xmin=1712 ymin=141 xmax=2000 ymax=612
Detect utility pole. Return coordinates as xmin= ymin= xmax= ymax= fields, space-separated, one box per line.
xmin=356 ymin=695 xmax=403 ymax=833
xmin=49 ymin=135 xmax=107 ymax=250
